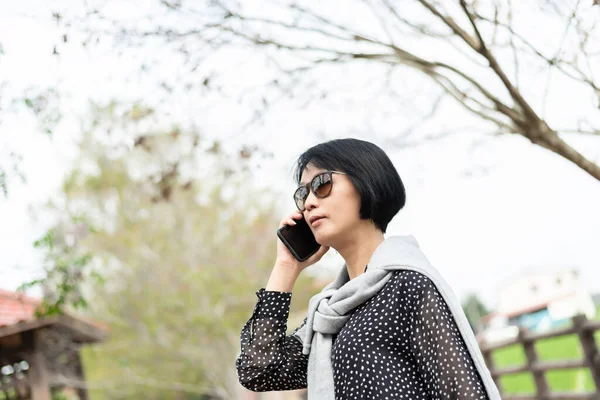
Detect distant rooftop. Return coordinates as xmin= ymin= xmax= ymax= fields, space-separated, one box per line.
xmin=0 ymin=288 xmax=39 ymax=327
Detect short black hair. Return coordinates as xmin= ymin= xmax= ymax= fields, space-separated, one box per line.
xmin=293 ymin=138 xmax=406 ymax=233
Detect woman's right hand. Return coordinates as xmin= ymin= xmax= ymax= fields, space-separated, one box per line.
xmin=275 ymin=211 xmax=330 ymax=273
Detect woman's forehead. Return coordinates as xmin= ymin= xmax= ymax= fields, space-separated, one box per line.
xmin=299 ymin=165 xmax=327 ymax=185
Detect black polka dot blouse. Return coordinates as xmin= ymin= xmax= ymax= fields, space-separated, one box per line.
xmin=236 ymin=270 xmax=490 ymax=399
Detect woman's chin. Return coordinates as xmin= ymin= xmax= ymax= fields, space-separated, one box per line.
xmin=313 ymin=228 xmax=333 ymax=246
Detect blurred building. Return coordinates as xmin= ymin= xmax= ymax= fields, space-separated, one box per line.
xmin=480 ymin=269 xmax=596 ymax=343
xmin=0 ymin=288 xmax=108 ymax=400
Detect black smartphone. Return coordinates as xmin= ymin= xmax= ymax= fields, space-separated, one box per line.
xmin=277 ymin=216 xmax=321 ymax=262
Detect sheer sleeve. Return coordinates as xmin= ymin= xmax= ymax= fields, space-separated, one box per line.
xmin=235 ymin=288 xmax=308 ymax=392
xmin=409 ymin=274 xmax=489 ymax=399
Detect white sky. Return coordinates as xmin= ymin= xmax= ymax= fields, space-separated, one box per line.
xmin=1 ymin=2 xmax=599 ymax=309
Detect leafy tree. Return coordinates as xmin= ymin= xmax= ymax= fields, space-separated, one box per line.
xmin=462 ymin=292 xmax=490 ymax=334
xmin=31 ymin=103 xmax=319 ymax=398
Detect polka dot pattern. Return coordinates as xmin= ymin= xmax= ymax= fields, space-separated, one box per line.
xmin=236 ymin=289 xmax=308 ymax=391
xmin=237 ymin=271 xmax=490 ymax=399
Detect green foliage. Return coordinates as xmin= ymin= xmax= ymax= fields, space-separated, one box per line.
xmin=77 ymin=166 xmax=315 ymax=398
xmin=0 ymin=169 xmax=6 ymax=198
xmin=19 ymin=225 xmax=97 ymax=316
xmin=35 ymin=108 xmax=319 ymax=399
xmin=51 ymin=391 xmax=70 ymax=400
xmin=462 ymin=293 xmax=489 ymax=334
xmin=0 ymin=151 xmax=26 ymax=199
xmin=21 ymin=88 xmax=61 ymax=136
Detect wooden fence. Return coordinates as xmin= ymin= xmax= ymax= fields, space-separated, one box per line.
xmin=480 ymin=314 xmax=600 ymax=400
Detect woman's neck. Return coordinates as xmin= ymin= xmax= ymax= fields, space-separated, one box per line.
xmin=336 ymin=225 xmax=385 ymax=280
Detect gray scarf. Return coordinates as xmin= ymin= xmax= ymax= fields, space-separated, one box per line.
xmin=292 ymin=235 xmax=501 ymax=400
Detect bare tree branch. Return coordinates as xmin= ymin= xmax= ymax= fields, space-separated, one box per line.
xmin=557 ymin=129 xmax=600 ymax=136
xmin=473 ymin=12 xmax=600 ymax=94
xmin=506 ymin=0 xmax=521 ymax=89
xmin=417 ymin=0 xmax=482 ymax=49
xmin=55 ymin=0 xmax=600 ymax=181
xmin=382 ymin=0 xmax=454 ymax=38
xmin=542 ymin=0 xmax=582 ymax=117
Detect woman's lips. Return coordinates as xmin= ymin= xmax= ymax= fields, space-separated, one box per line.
xmin=311 ymin=217 xmax=325 ymax=227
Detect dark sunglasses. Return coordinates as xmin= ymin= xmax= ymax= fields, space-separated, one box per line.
xmin=293 ymin=171 xmax=347 ymax=211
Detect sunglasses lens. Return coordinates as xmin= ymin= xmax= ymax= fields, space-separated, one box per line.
xmin=294 ymin=186 xmax=309 ymax=210
xmin=313 ymin=173 xmax=332 ymax=198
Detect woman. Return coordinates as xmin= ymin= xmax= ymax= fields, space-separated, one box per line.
xmin=236 ymin=139 xmax=500 ymax=400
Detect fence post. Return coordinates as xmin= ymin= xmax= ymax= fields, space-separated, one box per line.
xmin=519 ymin=327 xmax=550 ymax=398
xmin=573 ymin=314 xmax=600 ymax=392
xmin=481 ymin=345 xmax=504 ymax=396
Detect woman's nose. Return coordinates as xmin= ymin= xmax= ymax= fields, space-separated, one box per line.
xmin=304 ymin=191 xmax=318 ymax=211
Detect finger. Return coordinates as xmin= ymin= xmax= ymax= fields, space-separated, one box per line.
xmin=279 ymin=212 xmax=303 ymax=228
xmin=290 ymin=212 xmax=303 ymax=220
xmin=278 ymin=219 xmax=297 ymax=229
